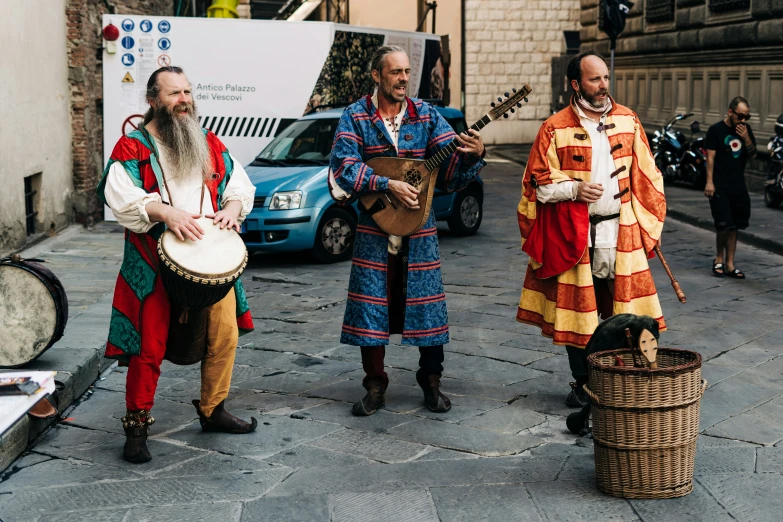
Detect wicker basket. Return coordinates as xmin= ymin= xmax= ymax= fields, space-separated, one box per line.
xmin=584 ymin=348 xmax=707 ymax=499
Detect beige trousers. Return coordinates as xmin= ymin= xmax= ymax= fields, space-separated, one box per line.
xmin=199 ymin=288 xmax=239 ymax=417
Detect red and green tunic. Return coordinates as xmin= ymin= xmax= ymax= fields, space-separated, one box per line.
xmin=97 ymin=128 xmax=253 ymax=362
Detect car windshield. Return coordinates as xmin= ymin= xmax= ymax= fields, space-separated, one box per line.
xmin=251 ymin=118 xmax=339 ymax=166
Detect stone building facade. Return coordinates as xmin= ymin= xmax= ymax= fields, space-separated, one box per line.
xmin=580 ymin=0 xmax=783 ymax=187
xmin=0 ymin=0 xmax=73 ymax=254
xmin=67 ymin=0 xmax=174 ymax=224
xmin=463 ymin=0 xmax=582 ymax=144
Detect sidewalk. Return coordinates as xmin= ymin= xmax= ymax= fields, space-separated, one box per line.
xmin=489 ymin=144 xmax=783 ymax=256
xmin=0 ymin=223 xmax=124 ymax=471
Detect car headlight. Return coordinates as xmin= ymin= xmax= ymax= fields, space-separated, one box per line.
xmin=268 ymin=191 xmax=302 ymax=210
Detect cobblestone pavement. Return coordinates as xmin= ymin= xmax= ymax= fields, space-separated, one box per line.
xmin=2 ymin=158 xmax=783 ymax=521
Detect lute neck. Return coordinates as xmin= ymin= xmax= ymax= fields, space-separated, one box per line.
xmin=424 ymin=114 xmax=492 ymax=172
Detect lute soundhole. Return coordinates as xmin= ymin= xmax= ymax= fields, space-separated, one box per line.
xmin=403 ymin=168 xmax=423 ymax=189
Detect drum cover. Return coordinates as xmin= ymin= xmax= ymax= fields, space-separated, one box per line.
xmin=0 ymin=263 xmax=63 ymax=367
xmin=160 ymin=217 xmax=246 ymax=279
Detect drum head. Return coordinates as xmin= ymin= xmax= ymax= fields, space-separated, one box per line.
xmin=0 ymin=264 xmax=57 ymax=367
xmin=160 ymin=216 xmax=247 ymax=279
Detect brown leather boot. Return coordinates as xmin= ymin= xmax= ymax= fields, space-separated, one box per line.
xmin=122 ymin=410 xmax=154 ymax=464
xmin=351 ymin=377 xmax=386 ymax=416
xmin=416 ymin=372 xmax=451 ymax=413
xmin=193 ymin=400 xmax=257 ymax=434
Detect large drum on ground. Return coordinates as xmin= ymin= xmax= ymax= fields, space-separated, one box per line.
xmin=0 ymin=256 xmax=68 ymax=368
xmin=157 ymin=216 xmax=248 ymax=310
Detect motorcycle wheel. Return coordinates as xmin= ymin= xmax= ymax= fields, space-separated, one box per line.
xmin=764 ymin=187 xmax=783 ymax=209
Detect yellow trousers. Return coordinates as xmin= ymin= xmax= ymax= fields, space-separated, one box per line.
xmin=200 ymin=288 xmax=239 ymax=417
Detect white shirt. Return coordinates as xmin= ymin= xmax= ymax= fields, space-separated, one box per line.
xmin=104 ymin=138 xmax=256 ymax=234
xmin=536 ymin=102 xmax=620 ymax=248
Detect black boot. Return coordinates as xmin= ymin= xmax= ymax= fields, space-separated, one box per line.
xmin=122 ymin=410 xmax=154 ymax=464
xmin=566 ymin=382 xmax=589 ymax=408
xmin=193 ymin=400 xmax=257 ymax=433
xmin=352 ymin=377 xmax=386 ymax=416
xmin=416 ymin=371 xmax=451 ymax=413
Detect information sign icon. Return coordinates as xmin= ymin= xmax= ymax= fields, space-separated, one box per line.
xmin=158 ymin=20 xmax=171 ymax=33
xmin=158 ymin=38 xmax=171 ymax=51
xmin=121 ymin=36 xmax=134 ymax=49
xmin=140 ymin=20 xmax=153 ymax=33
xmin=121 ymin=19 xmax=134 ymax=32
xmin=121 ymin=54 xmax=135 ymax=67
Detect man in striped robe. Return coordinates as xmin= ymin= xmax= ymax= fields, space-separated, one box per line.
xmin=330 ymin=46 xmax=486 ymax=416
xmin=516 ymin=51 xmax=666 ymax=407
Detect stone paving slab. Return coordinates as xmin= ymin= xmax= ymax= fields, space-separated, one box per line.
xmin=240 ymin=494 xmax=330 ymax=522
xmin=699 ymin=473 xmax=783 ymax=521
xmin=704 ymin=396 xmax=783 ymax=445
xmin=629 ymin=482 xmax=735 ymax=522
xmin=294 ymin=400 xmax=416 ymax=432
xmin=331 ymin=489 xmax=439 ymax=522
xmin=430 ymin=484 xmax=542 ymax=522
xmin=0 ymin=471 xmax=286 ymax=519
xmin=263 ymin=443 xmax=377 ymax=469
xmin=309 ymin=428 xmax=428 ymax=464
xmin=756 ymin=447 xmax=783 ymax=473
xmin=459 ymin=402 xmax=548 ymax=434
xmin=266 ymin=456 xmax=564 ymax=497
xmin=387 ymin=418 xmax=543 ymax=457
xmin=526 ymin=479 xmax=640 ymax=521
xmin=165 ymin=415 xmax=342 ymax=460
xmin=30 ymin=425 xmax=203 ymax=475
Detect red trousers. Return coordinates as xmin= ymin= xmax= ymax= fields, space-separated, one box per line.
xmin=125 ymin=277 xmax=238 ymax=417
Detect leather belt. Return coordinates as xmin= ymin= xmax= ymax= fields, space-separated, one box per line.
xmin=589 ymin=213 xmax=620 ymax=225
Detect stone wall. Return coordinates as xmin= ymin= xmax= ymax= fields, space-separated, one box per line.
xmin=66 ymin=0 xmax=174 ymax=224
xmin=463 ymin=0 xmax=581 ymax=144
xmin=0 ymin=0 xmax=73 ymax=254
xmin=580 ymin=0 xmax=783 ymax=188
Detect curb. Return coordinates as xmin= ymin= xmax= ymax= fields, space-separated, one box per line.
xmin=665 ymin=208 xmax=783 ymax=257
xmin=1 ymin=226 xmax=113 ymax=474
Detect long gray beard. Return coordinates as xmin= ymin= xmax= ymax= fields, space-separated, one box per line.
xmin=155 ymin=104 xmax=212 ymax=182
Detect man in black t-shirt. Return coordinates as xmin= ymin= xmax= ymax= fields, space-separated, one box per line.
xmin=704 ymin=96 xmax=756 ymax=279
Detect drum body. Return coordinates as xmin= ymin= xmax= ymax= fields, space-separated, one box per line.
xmin=157 ymin=217 xmax=248 ymax=310
xmin=0 ymin=258 xmax=68 ymax=368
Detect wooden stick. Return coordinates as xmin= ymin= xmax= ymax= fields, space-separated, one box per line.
xmin=654 ymin=245 xmax=686 ymax=303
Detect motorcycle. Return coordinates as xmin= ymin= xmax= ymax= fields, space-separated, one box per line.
xmin=651 ymin=113 xmax=707 ymax=189
xmin=763 ymin=114 xmax=783 ymax=208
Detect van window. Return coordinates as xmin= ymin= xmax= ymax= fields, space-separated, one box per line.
xmin=253 ymin=118 xmax=339 ymax=165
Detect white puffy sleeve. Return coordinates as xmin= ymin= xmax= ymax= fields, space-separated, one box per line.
xmin=536 ymin=180 xmax=578 ymax=204
xmin=103 ymin=162 xmax=161 ymax=234
xmin=221 ymin=155 xmax=256 ymax=223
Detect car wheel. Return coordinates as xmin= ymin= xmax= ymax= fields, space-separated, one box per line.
xmin=312 ymin=206 xmax=356 ymax=263
xmin=447 ymin=187 xmax=482 ymax=236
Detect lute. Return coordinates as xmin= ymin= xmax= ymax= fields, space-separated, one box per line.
xmin=359 ymin=84 xmax=533 ymax=236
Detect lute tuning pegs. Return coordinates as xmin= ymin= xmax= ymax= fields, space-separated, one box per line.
xmin=503 ymin=113 xmax=509 ymax=118
xmin=491 ymin=102 xmax=496 ymax=107
xmin=517 ymin=102 xmax=522 ymax=108
xmin=512 ymin=88 xmax=517 ymax=93
xmin=510 ymin=108 xmax=515 ymax=113
xmin=524 ymin=97 xmax=529 ymax=103
xmin=497 ymin=97 xmax=502 ymax=102
xmin=504 ymin=92 xmax=509 ymax=97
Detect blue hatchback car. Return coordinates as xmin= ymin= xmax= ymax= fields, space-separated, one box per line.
xmin=241 ymin=105 xmax=483 ymax=263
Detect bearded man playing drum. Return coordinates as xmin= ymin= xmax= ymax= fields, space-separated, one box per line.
xmin=97 ymin=66 xmax=257 ymax=464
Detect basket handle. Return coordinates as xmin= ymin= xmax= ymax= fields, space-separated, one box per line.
xmin=583 ymin=384 xmax=600 ymax=406
xmin=700 ymin=379 xmax=708 ymax=396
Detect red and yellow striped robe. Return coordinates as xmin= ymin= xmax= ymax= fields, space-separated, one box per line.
xmin=516 ymin=99 xmax=666 ymax=349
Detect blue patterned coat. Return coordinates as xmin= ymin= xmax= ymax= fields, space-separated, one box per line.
xmin=332 ymin=96 xmax=486 ymax=347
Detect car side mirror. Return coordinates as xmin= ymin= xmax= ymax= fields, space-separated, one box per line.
xmin=690 ymin=121 xmax=700 ymax=134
